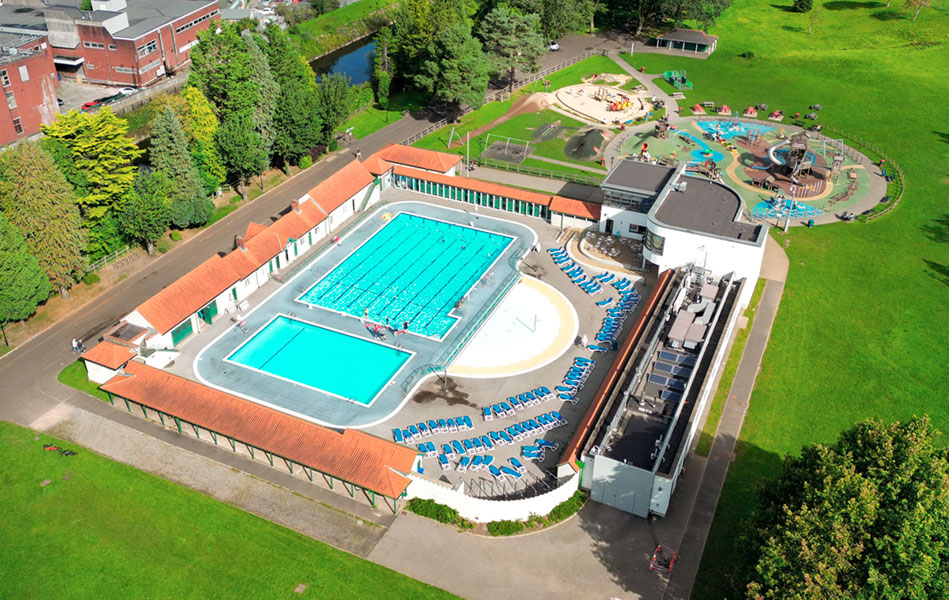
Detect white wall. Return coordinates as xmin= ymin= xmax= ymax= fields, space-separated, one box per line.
xmin=145 ymin=330 xmax=174 ymax=349
xmin=645 ymin=220 xmax=764 ymax=307
xmin=124 ymin=309 xmax=150 ymax=330
xmin=85 ymin=361 xmax=118 ymax=384
xmin=600 ymin=205 xmax=648 ymax=238
xmin=406 ymin=471 xmax=580 ymax=523
xmin=551 ymin=212 xmax=597 ymax=231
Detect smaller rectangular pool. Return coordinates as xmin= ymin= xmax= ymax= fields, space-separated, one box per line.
xmin=227 ymin=315 xmax=411 ymax=405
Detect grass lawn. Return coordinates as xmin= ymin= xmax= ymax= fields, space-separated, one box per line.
xmin=542 ymin=54 xmax=628 ymax=91
xmin=340 ymin=89 xmax=429 ymax=139
xmin=619 ymin=2 xmax=949 ymax=598
xmin=0 ymin=421 xmax=455 ymax=599
xmin=290 ymin=0 xmax=397 ymax=60
xmin=58 ymin=360 xmax=110 ymax=403
xmin=694 ymin=279 xmax=766 ymax=457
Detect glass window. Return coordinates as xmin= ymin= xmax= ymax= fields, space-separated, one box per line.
xmin=17 ymin=65 xmax=28 ymax=82
xmin=0 ymin=70 xmax=9 ymax=87
xmin=644 ymin=230 xmax=665 ymax=256
xmin=12 ymin=118 xmax=23 ymax=135
xmin=5 ymin=91 xmax=15 ymax=109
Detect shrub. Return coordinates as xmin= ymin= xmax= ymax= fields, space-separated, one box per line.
xmin=299 ymin=156 xmax=313 ymax=169
xmin=406 ymin=498 xmax=473 ymax=528
xmin=548 ymin=491 xmax=588 ymax=523
xmin=169 ymin=231 xmax=182 ymax=242
xmin=82 ymin=272 xmax=100 ymax=286
xmin=738 ymin=51 xmax=756 ymax=59
xmin=487 ymin=520 xmax=526 ymax=536
xmin=155 ymin=238 xmax=172 ymax=254
xmin=329 ymin=138 xmax=339 ymax=152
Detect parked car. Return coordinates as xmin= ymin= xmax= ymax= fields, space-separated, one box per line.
xmin=549 ymin=40 xmax=560 ymax=51
xmin=81 ymin=100 xmax=101 ymax=111
xmin=117 ymin=87 xmax=137 ymax=95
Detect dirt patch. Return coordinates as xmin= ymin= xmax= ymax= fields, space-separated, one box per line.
xmin=449 ymin=93 xmax=553 ymax=149
xmin=411 ymin=377 xmax=475 ymax=407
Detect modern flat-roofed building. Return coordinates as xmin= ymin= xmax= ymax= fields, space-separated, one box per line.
xmin=0 ymin=33 xmax=59 ymax=145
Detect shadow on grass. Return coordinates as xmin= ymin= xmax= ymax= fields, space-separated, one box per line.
xmin=770 ymin=3 xmax=798 ymax=11
xmin=923 ymin=260 xmax=949 ymax=287
xmin=921 ymin=213 xmax=949 ymax=244
xmin=870 ymin=8 xmax=904 ymax=20
xmin=823 ymin=0 xmax=884 ymax=8
xmin=933 ymin=131 xmax=949 ymax=145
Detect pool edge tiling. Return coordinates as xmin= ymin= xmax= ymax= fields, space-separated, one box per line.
xmin=193 ymin=200 xmax=537 ymax=429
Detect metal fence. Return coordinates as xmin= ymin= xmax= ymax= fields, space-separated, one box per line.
xmin=474 ymin=157 xmax=602 ymax=186
xmin=87 ymin=244 xmax=137 ymax=274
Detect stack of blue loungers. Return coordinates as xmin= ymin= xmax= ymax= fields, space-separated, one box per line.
xmin=555 ymin=357 xmax=594 ymax=403
xmin=393 ymin=415 xmax=473 ymax=444
xmin=436 ymin=412 xmax=567 ymax=470
xmin=522 ymin=438 xmax=560 ymax=460
xmin=456 ymin=454 xmax=495 ymax=473
xmin=483 ymin=388 xmax=555 ymax=421
xmin=548 ymin=247 xmax=602 ymax=295
xmin=588 ymin=289 xmax=640 ymax=353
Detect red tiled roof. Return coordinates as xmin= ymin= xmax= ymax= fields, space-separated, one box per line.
xmin=559 ymin=269 xmax=674 ymax=471
xmin=81 ymin=340 xmax=137 ymax=369
xmin=312 ymin=160 xmax=375 ymax=214
xmin=362 ymin=155 xmax=394 ymax=176
xmin=244 ymin=222 xmax=267 ymax=242
xmin=392 ymin=165 xmax=553 ymax=207
xmin=101 ymin=361 xmax=418 ymax=498
xmin=549 ymin=196 xmax=602 ymax=220
xmin=372 ymin=144 xmax=461 ymax=174
xmin=136 ymin=255 xmax=247 ymax=334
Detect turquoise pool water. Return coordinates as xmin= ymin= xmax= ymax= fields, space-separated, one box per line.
xmin=299 ymin=213 xmax=512 ymax=338
xmin=227 ymin=315 xmax=411 ymax=404
xmin=696 ymin=119 xmax=774 ymax=141
xmin=677 ymin=131 xmax=726 ymax=163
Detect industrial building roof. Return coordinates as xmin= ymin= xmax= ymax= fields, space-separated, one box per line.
xmin=603 ymin=160 xmax=675 ymax=194
xmin=653 ymin=176 xmax=762 ymax=242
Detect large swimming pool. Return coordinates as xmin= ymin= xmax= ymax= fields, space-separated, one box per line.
xmin=298 ymin=212 xmax=512 ymax=338
xmin=227 ymin=315 xmax=412 ymax=405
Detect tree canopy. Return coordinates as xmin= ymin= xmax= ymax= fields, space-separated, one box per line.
xmin=744 ymin=417 xmax=949 ymax=600
xmin=313 ymin=73 xmax=353 ymax=146
xmin=416 ymin=23 xmax=489 ymax=109
xmin=0 ymin=143 xmax=85 ymax=297
xmin=478 ymin=6 xmax=546 ymax=92
xmin=121 ymin=170 xmax=172 ymax=255
xmin=0 ymin=212 xmax=49 ymax=328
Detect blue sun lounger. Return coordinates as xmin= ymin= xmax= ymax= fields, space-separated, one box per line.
xmin=508 ymin=396 xmax=522 ymax=410
xmin=482 ymin=455 xmax=494 ymax=469
xmin=500 ymin=466 xmax=522 ymax=479
xmin=463 ymin=415 xmax=473 ymax=430
xmin=437 ymin=418 xmax=448 ymax=433
xmin=589 ymin=344 xmax=609 ymax=353
xmin=489 ymin=431 xmax=503 ymax=445
xmin=551 ymin=410 xmax=566 ymax=424
xmin=499 ymin=401 xmax=513 ymax=415
xmin=442 ymin=443 xmax=455 ymax=458
xmin=418 ymin=422 xmax=430 ymax=437
xmin=559 ymin=393 xmax=577 ymax=403
xmin=499 ymin=430 xmax=513 ymax=444
xmin=457 ymin=456 xmax=470 ymax=472
xmin=438 ymin=454 xmax=450 ymax=470
xmin=472 ymin=438 xmax=484 ymax=453
xmin=463 ymin=439 xmax=475 ymax=453
xmin=489 ymin=465 xmax=504 ymax=481
xmin=509 ymin=457 xmax=526 ymax=473
xmin=470 ymin=455 xmax=484 ymax=471
xmin=408 ymin=425 xmax=420 ymax=438
xmin=452 ymin=440 xmax=465 ymax=455
xmin=392 ymin=428 xmax=403 ymax=443
xmin=537 ymin=439 xmax=558 ymax=450
xmin=483 ymin=406 xmax=492 ymax=421
xmin=480 ymin=435 xmax=494 ymax=450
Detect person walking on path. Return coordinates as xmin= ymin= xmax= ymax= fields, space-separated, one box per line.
xmin=71 ymin=339 xmax=78 ymax=353
xmin=76 ymin=339 xmax=85 ymax=353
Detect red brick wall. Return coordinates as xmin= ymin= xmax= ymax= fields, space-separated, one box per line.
xmin=0 ymin=45 xmax=60 ymax=146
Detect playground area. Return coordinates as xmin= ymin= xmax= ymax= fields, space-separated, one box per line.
xmin=555 ymin=81 xmax=651 ymax=126
xmin=618 ymin=117 xmax=877 ymax=219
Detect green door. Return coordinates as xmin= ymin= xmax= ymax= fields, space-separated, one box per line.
xmin=199 ymin=301 xmax=218 ymax=325
xmin=171 ymin=319 xmax=194 ymax=346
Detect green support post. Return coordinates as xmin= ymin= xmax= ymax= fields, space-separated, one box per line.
xmin=106 ymin=392 xmax=114 ymax=406
xmin=286 ymin=459 xmax=293 ymax=474
xmin=228 ymin=438 xmax=236 ymax=452
xmin=158 ymin=412 xmax=165 ymax=426
xmin=210 ymin=431 xmax=218 ymax=446
xmin=123 ymin=398 xmax=131 ymax=412
xmin=247 ymin=445 xmax=254 ymax=458
xmin=140 ymin=404 xmax=148 ymax=418
xmin=371 ymin=491 xmax=375 ymax=508
xmin=174 ymin=417 xmax=182 ymax=434
xmin=347 ymin=482 xmax=354 ymax=498
xmin=304 ymin=467 xmax=313 ymax=482
xmin=393 ymin=496 xmax=398 ymax=514
xmin=328 ymin=476 xmax=334 ymax=489
xmin=265 ymin=451 xmax=274 ymax=466
xmin=192 ymin=423 xmax=200 ymax=439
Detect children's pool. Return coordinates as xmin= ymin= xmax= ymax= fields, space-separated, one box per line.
xmin=299 ymin=212 xmax=512 ymax=338
xmin=696 ymin=119 xmax=774 ymax=141
xmin=677 ymin=131 xmax=726 ymax=163
xmin=227 ymin=315 xmax=412 ymax=405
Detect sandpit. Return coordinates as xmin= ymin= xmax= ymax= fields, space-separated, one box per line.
xmin=556 ymin=83 xmax=650 ymax=126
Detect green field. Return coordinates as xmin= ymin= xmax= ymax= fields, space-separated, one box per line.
xmin=0 ymin=421 xmax=454 ymax=599
xmin=621 ymin=2 xmax=949 ymax=598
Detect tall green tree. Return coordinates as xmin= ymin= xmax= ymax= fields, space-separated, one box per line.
xmin=189 ymin=24 xmax=258 ymax=116
xmin=478 ymin=6 xmax=546 ymax=92
xmin=150 ymin=107 xmax=210 ymax=228
xmin=416 ymin=23 xmax=489 ymax=109
xmin=180 ymin=87 xmax=226 ymax=194
xmin=373 ymin=27 xmax=394 ymax=122
xmin=0 ymin=143 xmax=85 ymax=298
xmin=313 ymin=73 xmax=353 ymax=146
xmin=0 ymin=213 xmax=49 ymax=342
xmin=744 ymin=417 xmax=949 ymax=599
xmin=241 ymin=30 xmax=279 ymax=162
xmin=262 ymin=23 xmax=322 ymax=167
xmin=120 ymin=171 xmax=171 ymax=255
xmin=217 ymin=112 xmax=268 ymax=201
xmin=42 ymin=109 xmax=143 ymax=257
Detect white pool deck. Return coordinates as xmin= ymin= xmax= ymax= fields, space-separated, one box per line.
xmin=449 ymin=277 xmax=578 ymax=378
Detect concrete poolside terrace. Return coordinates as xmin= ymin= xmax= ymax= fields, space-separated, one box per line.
xmin=192 ymin=200 xmax=537 ymax=429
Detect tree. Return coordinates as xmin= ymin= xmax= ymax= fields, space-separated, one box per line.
xmin=744 ymin=417 xmax=949 ymax=600
xmin=241 ymin=30 xmax=278 ymax=163
xmin=262 ymin=23 xmax=322 ymax=167
xmin=793 ymin=0 xmax=813 ymax=12
xmin=392 ymin=0 xmax=469 ymax=81
xmin=0 ymin=213 xmax=49 ymax=342
xmin=313 ymin=72 xmax=352 ymax=146
xmin=0 ymin=143 xmax=85 ymax=298
xmin=217 ymin=112 xmax=267 ymax=201
xmin=121 ymin=171 xmax=171 ymax=255
xmin=478 ymin=6 xmax=546 ymax=92
xmin=416 ymin=23 xmax=490 ymax=109
xmin=373 ymin=27 xmax=394 ymax=122
xmin=42 ymin=109 xmax=143 ymax=257
xmin=189 ymin=25 xmax=258 ymax=117
xmin=906 ymin=0 xmax=930 ymax=20
xmin=150 ymin=107 xmax=209 ymax=228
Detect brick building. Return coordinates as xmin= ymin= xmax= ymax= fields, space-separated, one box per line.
xmin=0 ymin=33 xmax=60 ymax=145
xmin=0 ymin=0 xmax=220 ymax=87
